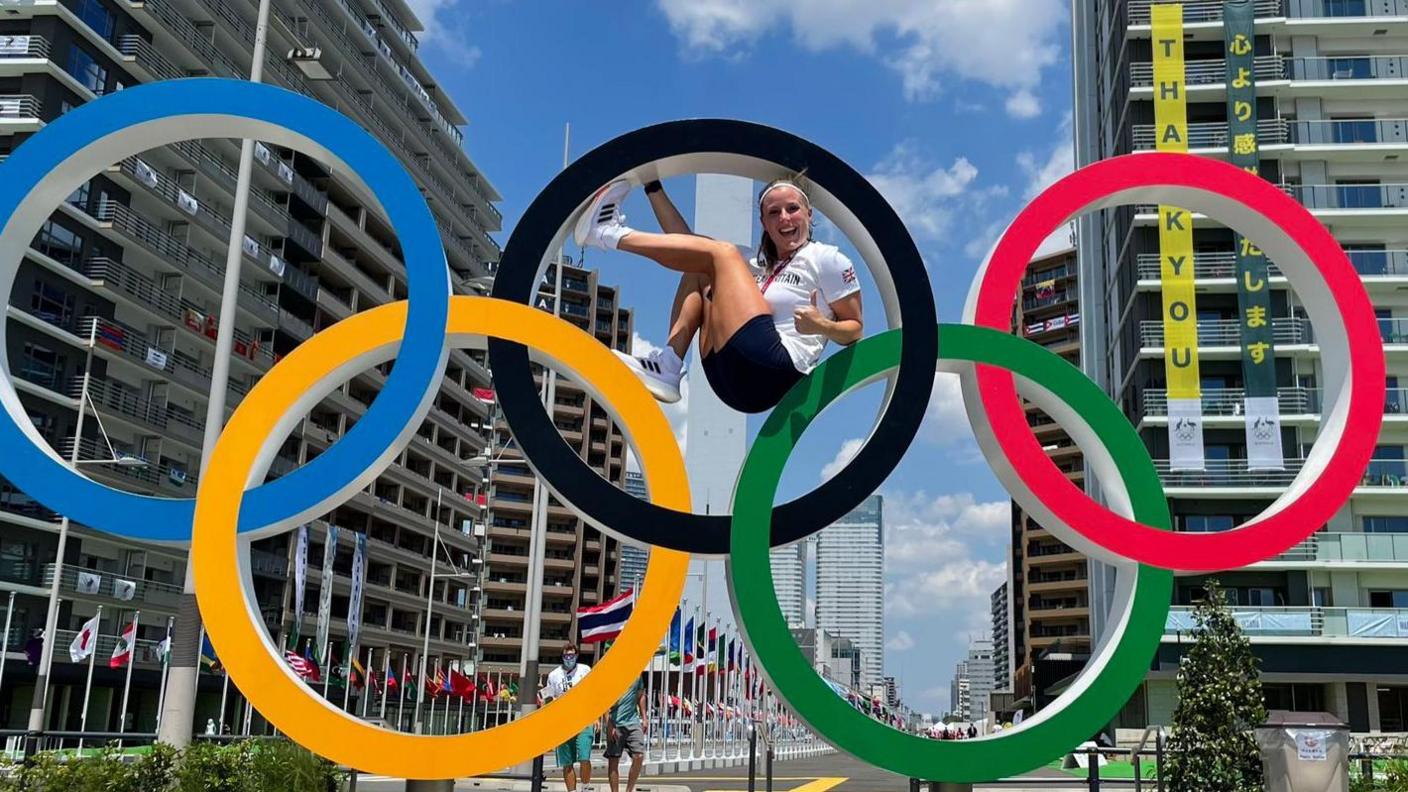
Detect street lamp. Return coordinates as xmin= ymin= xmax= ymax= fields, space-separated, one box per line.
xmin=27 ymin=319 xmax=149 ymax=736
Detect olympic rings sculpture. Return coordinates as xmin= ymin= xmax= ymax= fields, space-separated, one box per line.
xmin=0 ymin=79 xmax=1384 ymax=782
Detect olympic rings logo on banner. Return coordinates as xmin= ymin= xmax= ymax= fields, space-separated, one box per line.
xmin=0 ymin=79 xmax=1384 ymax=782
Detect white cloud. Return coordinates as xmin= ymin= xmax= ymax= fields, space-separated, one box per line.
xmin=1004 ymin=89 xmax=1042 ymax=120
xmin=884 ymin=490 xmax=1009 ymax=567
xmin=1017 ymin=113 xmax=1076 ymax=201
xmin=887 ymin=630 xmax=916 ymax=651
xmin=885 ymin=558 xmax=1006 ymax=617
xmin=408 ymin=1 xmax=483 ymax=66
xmin=655 ymin=0 xmax=1068 ymax=108
xmin=820 ymin=437 xmax=865 ymax=482
xmin=922 ymin=372 xmax=976 ymax=448
xmin=866 ymin=143 xmax=980 ymax=241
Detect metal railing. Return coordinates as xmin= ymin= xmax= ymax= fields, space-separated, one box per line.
xmin=0 ymin=94 xmax=42 ymax=120
xmin=1131 ymin=54 xmax=1285 ymax=87
xmin=1289 ymin=54 xmax=1408 ymax=81
xmin=0 ymin=33 xmax=49 ymax=59
xmin=1283 ymin=182 xmax=1408 ymax=210
xmin=1136 ymin=249 xmax=1408 ymax=278
xmin=1128 ymin=0 xmax=1283 ymax=22
xmin=1141 ymin=386 xmax=1317 ymax=416
xmin=1291 ymin=0 xmax=1408 ymax=17
xmin=57 ymin=435 xmax=199 ymax=491
xmin=1166 ymin=605 xmax=1408 ymax=639
xmin=70 ymin=374 xmax=206 ymax=443
xmin=1289 ymin=117 xmax=1408 ymax=146
xmin=1269 ymin=531 xmax=1408 ymax=563
xmin=1132 ymin=118 xmax=1289 ymax=150
xmin=1138 ymin=317 xmax=1310 ymax=346
xmin=42 ymin=563 xmax=184 ymax=605
xmin=74 ymin=314 xmax=249 ymax=399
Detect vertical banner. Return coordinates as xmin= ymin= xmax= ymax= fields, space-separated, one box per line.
xmin=315 ymin=525 xmax=339 ymax=666
xmin=1224 ymin=0 xmax=1285 ymax=471
xmin=1152 ymin=4 xmax=1206 ymax=471
xmin=346 ymin=532 xmax=368 ymax=665
xmin=291 ymin=524 xmax=308 ymax=649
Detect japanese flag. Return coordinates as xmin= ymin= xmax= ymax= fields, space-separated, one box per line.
xmin=69 ymin=614 xmax=101 ymax=663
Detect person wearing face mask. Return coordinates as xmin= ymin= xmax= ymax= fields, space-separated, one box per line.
xmin=545 ymin=644 xmax=596 ymax=792
xmin=574 ymin=176 xmax=863 ymax=414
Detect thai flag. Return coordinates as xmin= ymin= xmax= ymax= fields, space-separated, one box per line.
xmin=577 ymin=589 xmax=633 ymax=644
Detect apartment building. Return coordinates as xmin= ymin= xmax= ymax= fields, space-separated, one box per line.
xmin=474 ymin=254 xmax=633 ymax=673
xmin=0 ymin=0 xmax=501 ymax=735
xmin=1075 ymin=0 xmax=1408 ymax=731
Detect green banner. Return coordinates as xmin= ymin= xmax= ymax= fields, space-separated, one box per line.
xmin=1224 ymin=0 xmax=1283 ymax=470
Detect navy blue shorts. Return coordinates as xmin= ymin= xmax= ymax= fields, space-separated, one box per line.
xmin=701 ymin=315 xmax=804 ymax=414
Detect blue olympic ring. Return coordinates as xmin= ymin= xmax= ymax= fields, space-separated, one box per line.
xmin=0 ymin=79 xmax=449 ymax=541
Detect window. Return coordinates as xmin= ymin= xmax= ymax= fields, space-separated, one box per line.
xmin=35 ymin=220 xmax=83 ymax=266
xmin=1369 ymin=444 xmax=1407 ymax=483
xmin=1343 ymin=243 xmax=1389 ymax=276
xmin=1332 ymin=118 xmax=1377 ymax=144
xmin=1377 ymin=308 xmax=1400 ymax=344
xmin=1328 ymin=56 xmax=1373 ymax=80
xmin=1364 ymin=515 xmax=1408 ymax=534
xmin=1312 ymin=587 xmax=1333 ymax=607
xmin=66 ymin=45 xmax=107 ymax=94
xmin=18 ymin=343 xmax=63 ymax=390
xmin=66 ymin=180 xmax=90 ymax=211
xmin=76 ymin=0 xmax=115 ymax=39
xmin=1183 ymin=515 xmax=1236 ymax=533
xmin=1389 ymin=375 xmax=1403 ymax=415
xmin=1264 ymin=683 xmax=1327 ymax=713
xmin=1337 ymin=179 xmax=1383 ymax=210
xmin=1324 ymin=0 xmax=1368 ymax=17
xmin=1368 ymin=590 xmax=1408 ymax=608
xmin=30 ymin=280 xmax=75 ymax=325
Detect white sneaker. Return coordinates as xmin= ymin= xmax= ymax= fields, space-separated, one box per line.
xmin=613 ymin=348 xmax=683 ymax=404
xmin=574 ymin=180 xmax=633 ymax=250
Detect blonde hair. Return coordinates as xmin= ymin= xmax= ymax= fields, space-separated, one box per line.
xmin=757 ymin=175 xmax=813 ymax=268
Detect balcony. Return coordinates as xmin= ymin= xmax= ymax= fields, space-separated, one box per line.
xmin=1165 ymin=605 xmax=1408 ymax=641
xmin=1155 ymin=457 xmax=1408 ymax=490
xmin=42 ymin=563 xmax=183 ymax=608
xmin=1138 ymin=317 xmax=1311 ymax=347
xmin=1266 ymin=532 xmax=1408 ymax=565
xmin=1131 ymin=55 xmax=1285 ymax=88
xmin=1282 ymin=183 xmax=1408 ymax=211
xmin=1288 ymin=55 xmax=1408 ymax=82
xmin=58 ymin=435 xmax=198 ymax=494
xmin=1141 ymin=386 xmax=1319 ymax=416
xmin=0 ymin=94 xmax=42 ymax=125
xmin=1132 ymin=118 xmax=1290 ymax=151
xmin=1128 ymin=0 xmax=1284 ymax=23
xmin=0 ymin=33 xmax=49 ymax=61
xmin=75 ymin=375 xmax=205 ymax=448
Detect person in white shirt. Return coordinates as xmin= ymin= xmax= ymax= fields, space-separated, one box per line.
xmin=574 ymin=177 xmax=863 ymax=414
xmin=544 ymin=643 xmax=597 ymax=792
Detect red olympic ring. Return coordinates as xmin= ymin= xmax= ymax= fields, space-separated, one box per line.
xmin=970 ymin=152 xmax=1385 ymax=572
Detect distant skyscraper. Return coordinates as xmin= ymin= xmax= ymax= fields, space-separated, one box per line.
xmin=963 ymin=638 xmax=996 ymax=723
xmin=815 ymin=495 xmax=884 ymax=690
xmin=620 ymin=472 xmax=649 ymax=592
xmin=991 ymin=583 xmax=1011 ymax=693
xmin=770 ymin=541 xmax=806 ymax=629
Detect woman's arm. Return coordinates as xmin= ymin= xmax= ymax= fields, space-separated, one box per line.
xmin=644 ymin=180 xmax=693 ymax=235
xmin=794 ymin=291 xmax=863 ymax=345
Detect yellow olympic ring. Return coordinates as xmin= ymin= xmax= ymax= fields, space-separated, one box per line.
xmin=193 ymin=295 xmax=689 ymax=779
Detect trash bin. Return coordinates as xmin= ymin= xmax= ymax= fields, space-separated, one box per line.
xmin=1256 ymin=710 xmax=1350 ymax=792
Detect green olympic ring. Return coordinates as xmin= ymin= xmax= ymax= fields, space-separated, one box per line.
xmin=728 ymin=324 xmax=1173 ymax=782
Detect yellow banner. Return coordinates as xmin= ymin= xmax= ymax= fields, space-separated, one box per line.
xmin=1152 ymin=4 xmax=1200 ymax=399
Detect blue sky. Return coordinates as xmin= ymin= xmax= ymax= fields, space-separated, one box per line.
xmin=409 ymin=0 xmax=1075 ymax=716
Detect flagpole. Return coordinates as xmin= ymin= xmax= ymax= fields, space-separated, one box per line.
xmin=675 ymin=601 xmax=685 ymax=761
xmin=379 ymin=648 xmax=390 ymax=721
xmin=77 ymin=604 xmax=102 ymax=753
xmin=117 ymin=610 xmax=139 ymax=742
xmin=457 ymin=657 xmax=466 ymax=731
xmin=0 ymin=592 xmax=14 ymax=704
xmin=397 ymin=653 xmax=409 ymax=731
xmin=218 ymin=666 xmax=230 ymax=733
xmin=155 ymin=616 xmax=174 ymax=733
xmin=321 ymin=639 xmax=333 ymax=700
xmin=495 ymin=670 xmax=504 ymax=725
xmin=361 ymin=646 xmax=374 ymax=718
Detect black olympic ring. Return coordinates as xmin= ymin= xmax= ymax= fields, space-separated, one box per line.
xmin=488 ymin=119 xmax=937 ymax=555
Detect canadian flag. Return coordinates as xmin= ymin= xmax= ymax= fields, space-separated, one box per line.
xmin=110 ymin=617 xmax=138 ymax=669
xmin=69 ymin=614 xmax=101 ymax=662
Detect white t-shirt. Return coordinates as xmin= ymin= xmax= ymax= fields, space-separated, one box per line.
xmin=544 ymin=662 xmax=590 ymax=702
xmin=749 ymin=242 xmax=861 ymax=373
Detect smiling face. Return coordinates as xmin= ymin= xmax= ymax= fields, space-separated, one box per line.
xmin=760 ymin=184 xmax=813 ymax=260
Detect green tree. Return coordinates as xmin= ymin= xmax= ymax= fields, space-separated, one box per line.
xmin=1167 ymin=578 xmax=1268 ymax=792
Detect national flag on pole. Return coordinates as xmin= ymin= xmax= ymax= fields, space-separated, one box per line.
xmin=157 ymin=635 xmax=171 ymax=661
xmin=285 ymin=650 xmax=320 ymax=680
xmin=727 ymin=638 xmax=737 ymax=671
xmin=69 ymin=614 xmax=101 ymax=663
xmin=432 ymin=667 xmax=446 ymax=698
xmin=449 ymin=669 xmax=476 ymax=699
xmin=385 ymin=666 xmax=399 ymax=691
xmin=200 ymin=634 xmax=221 ymax=673
xmin=576 ymin=588 xmax=633 ymax=644
xmin=683 ymin=618 xmax=695 ymax=665
xmin=706 ymin=626 xmax=718 ymax=671
xmin=109 ymin=618 xmax=137 ymax=669
xmin=351 ymin=657 xmax=367 ymax=690
xmin=694 ymin=622 xmax=708 ymax=674
xmin=301 ymin=643 xmax=321 ymax=682
xmin=472 ymin=387 xmax=496 ymax=404
xmin=667 ymin=608 xmax=682 ymax=664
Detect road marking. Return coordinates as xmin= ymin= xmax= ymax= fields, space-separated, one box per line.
xmin=701 ymin=777 xmax=847 ymax=792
